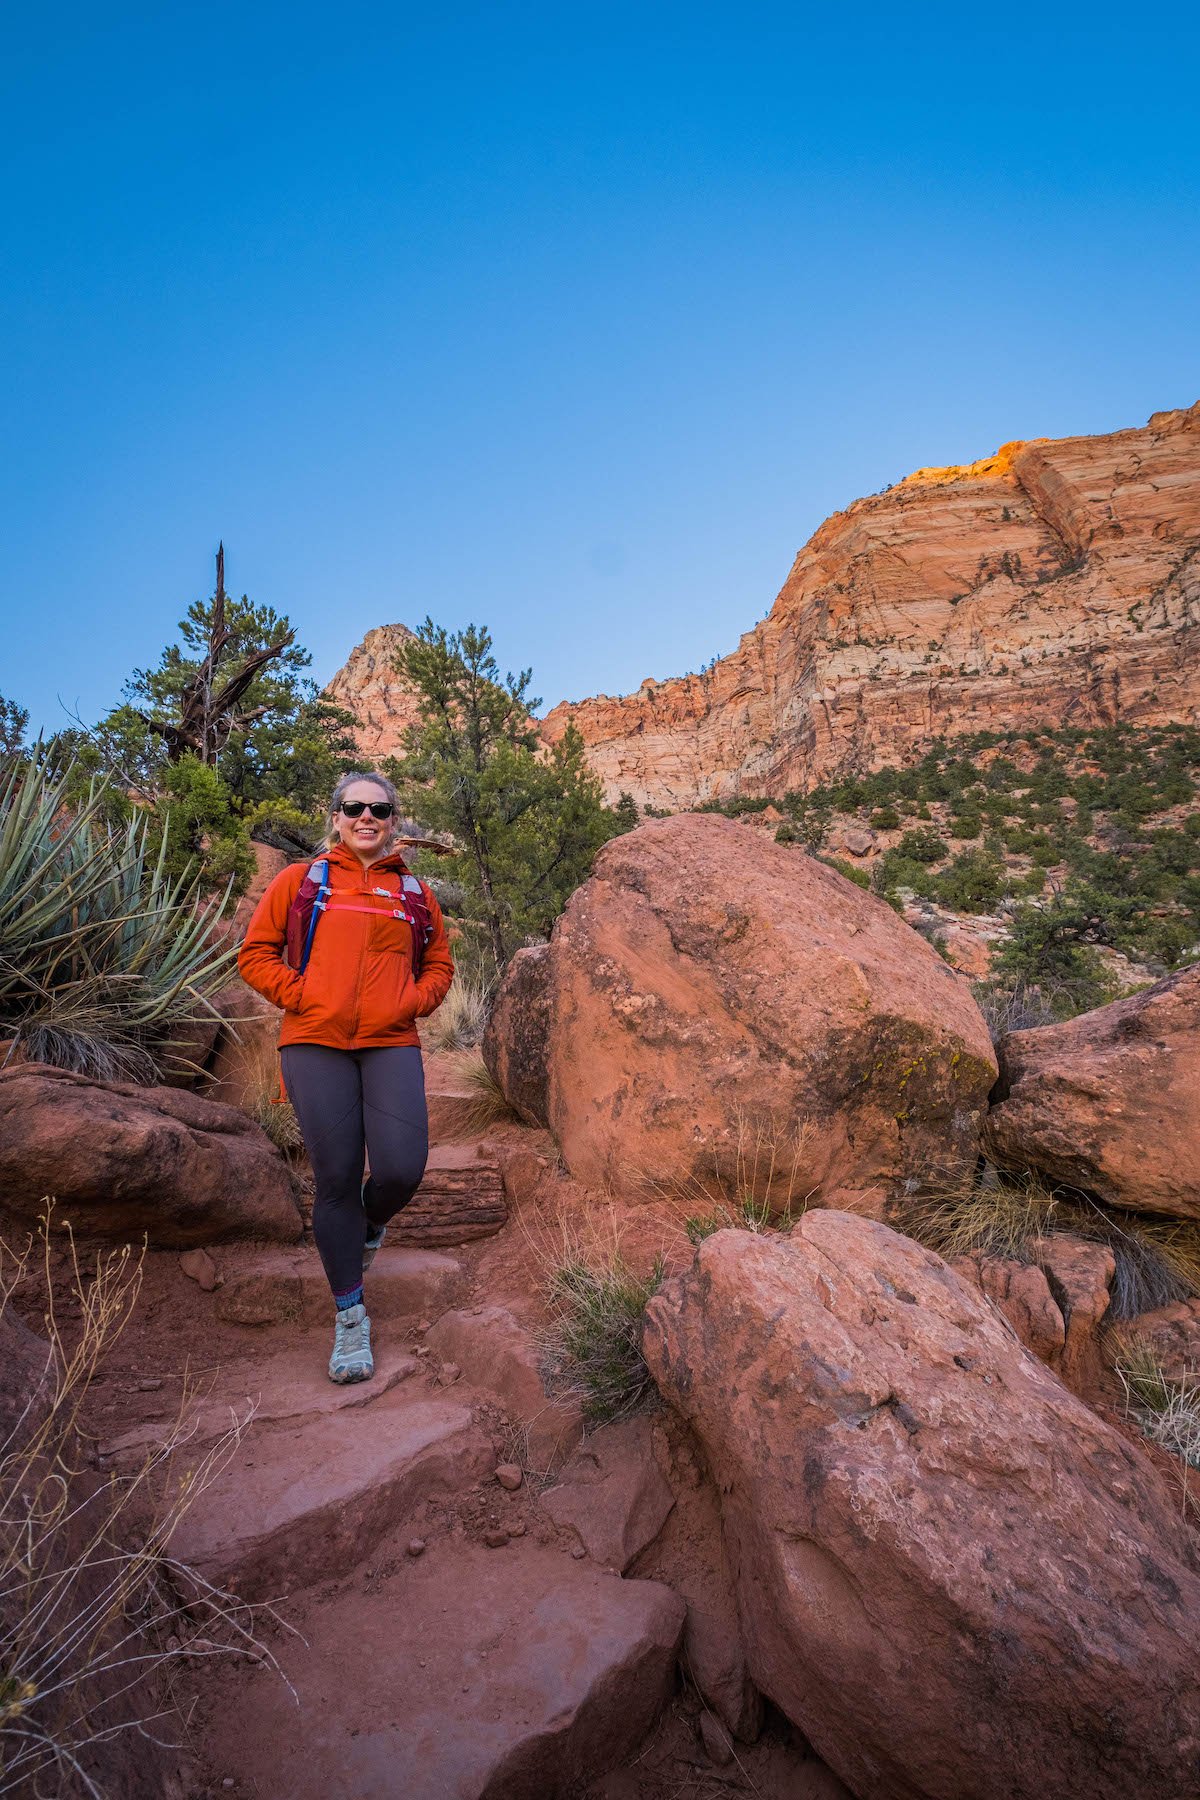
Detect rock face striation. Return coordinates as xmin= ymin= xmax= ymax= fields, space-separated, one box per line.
xmin=325 ymin=621 xmax=422 ymax=764
xmin=984 ymin=963 xmax=1200 ymax=1218
xmin=485 ymin=814 xmax=996 ymax=1210
xmin=643 ymin=1213 xmax=1200 ymax=1800
xmin=540 ymin=403 xmax=1200 ymax=807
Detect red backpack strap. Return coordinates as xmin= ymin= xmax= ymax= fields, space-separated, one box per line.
xmin=398 ymin=872 xmax=434 ymax=976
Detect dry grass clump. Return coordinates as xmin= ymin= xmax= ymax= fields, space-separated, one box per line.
xmin=0 ymin=1212 xmax=290 ymax=1796
xmin=652 ymin=1110 xmax=817 ymax=1244
xmin=526 ymin=1207 xmax=673 ymax=1427
xmin=1114 ymin=1339 xmax=1200 ymax=1483
xmin=452 ymin=1055 xmax=518 ymax=1135
xmin=236 ymin=1029 xmax=303 ymax=1153
xmin=423 ymin=972 xmax=491 ymax=1052
xmin=540 ymin=1253 xmax=665 ymax=1425
xmin=897 ymin=1168 xmax=1200 ymax=1320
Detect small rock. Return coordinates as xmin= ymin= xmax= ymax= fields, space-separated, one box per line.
xmin=406 ymin=1539 xmax=426 ymax=1557
xmin=179 ymin=1248 xmax=219 ymax=1292
xmin=571 ymin=1544 xmax=587 ymax=1559
xmin=495 ymin=1463 xmax=523 ymax=1490
xmin=483 ymin=1528 xmax=509 ymax=1549
xmin=417 ymin=1319 xmax=431 ymax=1332
xmin=437 ymin=1362 xmax=462 ymax=1387
xmin=699 ymin=1709 xmax=734 ymax=1766
xmin=222 ymin=1781 xmax=236 ymax=1792
xmin=507 ymin=1521 xmax=526 ymax=1537
xmin=138 ymin=1378 xmax=164 ymax=1392
xmin=415 ymin=1345 xmax=430 ymax=1359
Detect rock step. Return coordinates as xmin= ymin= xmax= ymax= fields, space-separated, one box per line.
xmin=211 ymin=1245 xmax=466 ymax=1328
xmin=198 ymin=1542 xmax=685 ymax=1799
xmin=169 ymin=1379 xmax=494 ymax=1599
xmin=394 ymin=1160 xmax=508 ymax=1247
xmin=100 ymin=1339 xmax=423 ymax=1469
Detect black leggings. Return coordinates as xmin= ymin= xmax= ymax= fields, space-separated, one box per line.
xmin=280 ymin=1044 xmax=429 ymax=1301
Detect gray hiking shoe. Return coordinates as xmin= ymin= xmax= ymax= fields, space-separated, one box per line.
xmin=362 ymin=1222 xmax=386 ymax=1274
xmin=329 ymin=1303 xmax=374 ymax=1384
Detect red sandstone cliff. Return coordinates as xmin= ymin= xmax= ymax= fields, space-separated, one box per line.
xmin=325 ymin=622 xmax=422 ymax=764
xmin=329 ymin=404 xmax=1200 ymax=803
xmin=540 ymin=402 xmax=1200 ymax=806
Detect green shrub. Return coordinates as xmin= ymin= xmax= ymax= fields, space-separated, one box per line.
xmin=818 ymin=855 xmax=871 ymax=891
xmin=897 ymin=827 xmax=947 ymax=864
xmin=875 ymin=851 xmax=935 ymax=898
xmin=869 ymin=806 xmax=901 ymax=830
xmin=934 ymin=849 xmax=1006 ymax=913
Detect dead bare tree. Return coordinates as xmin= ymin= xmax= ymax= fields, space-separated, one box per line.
xmin=137 ymin=545 xmax=295 ymax=765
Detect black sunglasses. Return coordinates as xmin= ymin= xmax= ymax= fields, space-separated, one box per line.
xmin=339 ymin=800 xmax=394 ymax=820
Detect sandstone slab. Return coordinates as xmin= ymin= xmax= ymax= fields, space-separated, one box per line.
xmin=644 ymin=1214 xmax=1200 ymax=1800
xmin=542 ymin=1414 xmax=674 ymax=1571
xmin=528 ymin=815 xmax=995 ymax=1208
xmin=951 ymin=1253 xmax=1065 ymax=1365
xmin=196 ymin=1542 xmax=684 ymax=1799
xmin=0 ymin=1066 xmax=302 ymax=1246
xmin=170 ymin=1386 xmax=492 ymax=1598
xmin=212 ymin=1245 xmax=465 ymax=1327
xmin=426 ymin=1303 xmax=583 ymax=1470
xmin=985 ymin=965 xmax=1200 ymax=1218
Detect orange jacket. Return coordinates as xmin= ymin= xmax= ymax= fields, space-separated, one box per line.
xmin=237 ymin=844 xmax=455 ymax=1052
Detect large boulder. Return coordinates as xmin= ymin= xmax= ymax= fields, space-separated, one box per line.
xmin=481 ymin=943 xmax=551 ymax=1128
xmin=0 ymin=1066 xmax=302 ymax=1246
xmin=499 ymin=815 xmax=996 ymax=1209
xmin=643 ymin=1214 xmax=1200 ymax=1800
xmin=984 ymin=966 xmax=1200 ymax=1217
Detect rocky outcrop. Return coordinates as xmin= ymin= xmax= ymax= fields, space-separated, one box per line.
xmin=950 ymin=1252 xmax=1067 ymax=1365
xmin=1126 ymin=1296 xmax=1200 ymax=1385
xmin=325 ymin=622 xmax=422 ymax=763
xmin=643 ymin=1213 xmax=1200 ymax=1800
xmin=481 ymin=944 xmax=551 ymax=1128
xmin=502 ymin=814 xmax=995 ymax=1209
xmin=425 ymin=1303 xmax=584 ymax=1469
xmin=0 ymin=1066 xmax=303 ymax=1246
xmin=985 ymin=965 xmax=1200 ymax=1218
xmin=539 ymin=403 xmax=1200 ymax=807
xmin=541 ymin=1414 xmax=675 ymax=1573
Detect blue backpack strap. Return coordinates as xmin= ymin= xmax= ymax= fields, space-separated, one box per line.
xmin=299 ymin=857 xmax=330 ymax=973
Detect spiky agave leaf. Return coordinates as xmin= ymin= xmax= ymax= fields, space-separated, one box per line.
xmin=0 ymin=756 xmax=236 ymax=1080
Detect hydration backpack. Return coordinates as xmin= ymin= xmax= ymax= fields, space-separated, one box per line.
xmin=285 ymin=859 xmax=434 ymax=976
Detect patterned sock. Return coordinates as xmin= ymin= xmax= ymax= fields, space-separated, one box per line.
xmin=334 ymin=1285 xmax=364 ymax=1311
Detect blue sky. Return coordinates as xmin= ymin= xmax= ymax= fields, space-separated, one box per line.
xmin=3 ymin=3 xmax=1198 ymax=736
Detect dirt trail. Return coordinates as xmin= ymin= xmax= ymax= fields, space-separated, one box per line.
xmin=25 ymin=1044 xmax=843 ymax=1799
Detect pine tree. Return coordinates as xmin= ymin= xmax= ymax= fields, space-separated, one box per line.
xmin=390 ymin=620 xmax=622 ymax=966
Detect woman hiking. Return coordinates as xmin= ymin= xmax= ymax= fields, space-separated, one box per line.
xmin=238 ymin=771 xmax=455 ymax=1384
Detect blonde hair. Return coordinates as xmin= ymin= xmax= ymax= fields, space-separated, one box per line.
xmin=325 ymin=770 xmax=402 ymax=850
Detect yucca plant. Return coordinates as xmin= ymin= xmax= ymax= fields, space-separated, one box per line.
xmin=0 ymin=755 xmax=236 ymax=1083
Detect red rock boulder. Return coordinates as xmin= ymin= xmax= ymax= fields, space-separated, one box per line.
xmin=643 ymin=1213 xmax=1200 ymax=1800
xmin=523 ymin=815 xmax=996 ymax=1209
xmin=984 ymin=965 xmax=1200 ymax=1218
xmin=481 ymin=943 xmax=551 ymax=1128
xmin=0 ymin=1065 xmax=302 ymax=1246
